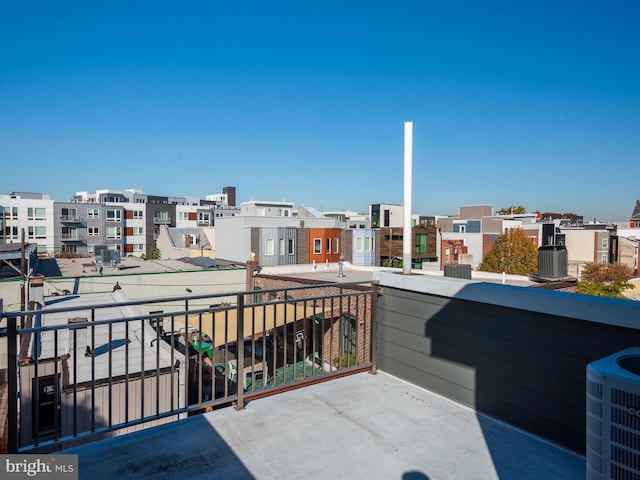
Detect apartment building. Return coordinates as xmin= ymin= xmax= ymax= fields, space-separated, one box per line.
xmin=215 ymin=202 xmax=340 ymax=266
xmin=2 ymin=188 xmax=239 ymax=260
xmin=376 ymin=225 xmax=438 ymax=269
xmin=370 ymin=203 xmax=404 ymax=228
xmin=1 ymin=192 xmax=55 ymax=255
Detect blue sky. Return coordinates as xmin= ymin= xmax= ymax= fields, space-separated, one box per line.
xmin=1 ymin=1 xmax=638 ymax=221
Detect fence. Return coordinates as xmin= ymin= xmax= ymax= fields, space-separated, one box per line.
xmin=0 ymin=281 xmax=376 ymax=453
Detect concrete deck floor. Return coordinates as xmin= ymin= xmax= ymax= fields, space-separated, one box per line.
xmin=65 ymin=371 xmax=585 ymax=480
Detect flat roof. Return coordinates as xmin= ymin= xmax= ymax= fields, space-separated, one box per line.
xmin=65 ymin=371 xmax=584 ymax=479
xmin=257 ymin=262 xmax=538 ymax=287
xmin=24 ymin=291 xmax=183 ymax=384
xmin=38 ymin=256 xmax=244 ymax=278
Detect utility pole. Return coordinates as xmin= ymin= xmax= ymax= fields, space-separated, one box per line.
xmin=20 ymin=228 xmax=25 ymax=328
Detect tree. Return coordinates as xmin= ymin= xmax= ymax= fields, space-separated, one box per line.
xmin=576 ymin=262 xmax=633 ymax=299
xmin=478 ymin=228 xmax=538 ymax=275
xmin=580 ymin=262 xmax=633 ymax=283
xmin=149 ymin=245 xmax=161 ymax=260
xmin=496 ymin=205 xmax=526 ymax=215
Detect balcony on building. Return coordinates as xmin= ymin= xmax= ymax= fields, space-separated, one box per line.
xmin=60 ymin=232 xmax=80 ymax=241
xmin=153 ymin=213 xmax=171 ymax=224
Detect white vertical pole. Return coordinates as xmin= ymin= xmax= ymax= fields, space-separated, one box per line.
xmin=403 ymin=121 xmax=413 ymax=274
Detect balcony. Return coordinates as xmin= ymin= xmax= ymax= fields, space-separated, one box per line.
xmin=60 ymin=233 xmax=81 ymax=241
xmin=153 ymin=215 xmax=171 ymax=224
xmin=2 ymin=269 xmax=639 ymax=477
xmin=59 ymin=215 xmax=80 ymax=223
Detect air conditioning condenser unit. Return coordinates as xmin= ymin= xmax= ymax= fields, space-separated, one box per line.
xmin=587 ymin=347 xmax=640 ymax=479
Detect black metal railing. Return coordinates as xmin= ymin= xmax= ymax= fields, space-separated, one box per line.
xmin=0 ymin=281 xmax=377 ymax=453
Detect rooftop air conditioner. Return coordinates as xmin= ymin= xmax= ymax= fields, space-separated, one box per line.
xmin=586 ymin=347 xmax=640 ymax=479
xmin=443 ymin=264 xmax=471 ymax=280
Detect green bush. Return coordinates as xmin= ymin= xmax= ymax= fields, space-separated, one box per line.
xmin=333 ymin=353 xmax=357 ymax=368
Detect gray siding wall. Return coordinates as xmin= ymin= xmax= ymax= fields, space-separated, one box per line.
xmin=376 ymin=283 xmax=640 ymax=453
xmin=259 ymin=227 xmax=297 ymax=266
xmin=20 ymin=361 xmax=182 ymax=449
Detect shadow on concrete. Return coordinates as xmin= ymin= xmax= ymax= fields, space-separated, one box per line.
xmin=37 ymin=258 xmax=62 ymax=277
xmin=92 ymin=339 xmax=130 ymax=356
xmin=44 ymin=295 xmax=80 ymax=306
xmin=66 ymin=412 xmax=255 ymax=480
xmin=115 ymin=265 xmax=140 ymax=271
xmin=402 ymin=471 xmax=430 ymax=480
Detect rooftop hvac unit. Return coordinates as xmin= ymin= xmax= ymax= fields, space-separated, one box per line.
xmin=538 ymin=245 xmax=568 ymax=278
xmin=586 ymin=347 xmax=640 ymax=479
xmin=443 ymin=264 xmax=471 ymax=280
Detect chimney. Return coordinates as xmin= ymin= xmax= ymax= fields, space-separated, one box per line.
xmin=246 ymin=255 xmax=259 ymax=290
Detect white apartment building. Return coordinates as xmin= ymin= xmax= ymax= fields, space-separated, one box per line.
xmin=1 ymin=192 xmax=55 ymax=255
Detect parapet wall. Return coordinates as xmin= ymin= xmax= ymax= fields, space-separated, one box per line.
xmin=374 ymin=271 xmax=640 ymax=453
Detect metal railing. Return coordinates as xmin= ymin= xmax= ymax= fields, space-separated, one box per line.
xmin=0 ymin=281 xmax=377 ymax=453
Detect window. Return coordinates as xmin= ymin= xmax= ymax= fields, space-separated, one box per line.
xmin=356 ymin=237 xmax=363 ymax=252
xmin=133 ymin=244 xmax=144 ymax=253
xmin=61 ymin=227 xmax=77 ymax=240
xmin=28 ymin=207 xmax=47 ymax=220
xmin=133 ymin=227 xmax=144 ymax=235
xmin=365 ymin=237 xmax=373 ymax=251
xmin=3 ymin=226 xmax=18 ymax=238
xmin=61 ymin=245 xmax=77 ymax=254
xmin=602 ymin=238 xmax=608 ymax=249
xmin=87 ymin=208 xmax=99 ymax=219
xmin=340 ymin=314 xmax=357 ymax=362
xmin=133 ymin=210 xmax=143 ymax=219
xmin=279 ymin=238 xmax=285 ymax=256
xmin=153 ymin=212 xmax=170 ymax=223
xmin=287 ymin=238 xmax=295 ymax=255
xmin=106 ymin=226 xmax=122 ymax=239
xmin=3 ymin=206 xmax=17 ymax=218
xmin=32 ymin=375 xmax=60 ymax=437
xmin=88 ymin=227 xmax=99 ymax=236
xmin=601 ymin=254 xmax=608 ymax=263
xmin=179 ymin=212 xmax=189 ymax=221
xmin=326 ymin=238 xmax=331 ymax=254
xmin=28 ymin=226 xmax=47 ymax=239
xmin=198 ymin=212 xmax=210 ymax=225
xmin=60 ymin=207 xmax=77 ymax=221
xmin=415 ymin=234 xmax=427 ymax=253
xmin=445 ymin=247 xmax=450 ymax=262
xmin=265 ymin=238 xmax=275 ymax=256
xmin=333 ymin=238 xmax=339 ymax=254
xmin=253 ymin=286 xmax=263 ymax=303
xmin=106 ymin=209 xmax=122 ymax=222
xmin=314 ymin=238 xmax=322 ymax=254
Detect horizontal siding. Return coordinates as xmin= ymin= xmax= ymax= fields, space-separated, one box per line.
xmin=377 ymin=285 xmax=640 ymax=453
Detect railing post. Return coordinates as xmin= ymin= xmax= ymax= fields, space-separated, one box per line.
xmin=369 ymin=281 xmax=379 ymax=375
xmin=235 ymin=294 xmax=245 ymax=410
xmin=7 ymin=313 xmax=18 ymax=452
